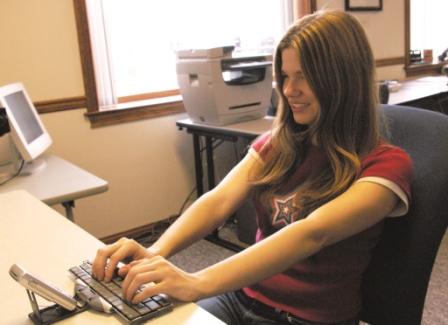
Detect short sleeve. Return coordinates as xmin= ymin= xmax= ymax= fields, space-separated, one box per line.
xmin=357 ymin=144 xmax=413 ymax=217
xmin=249 ymin=132 xmax=272 ymax=162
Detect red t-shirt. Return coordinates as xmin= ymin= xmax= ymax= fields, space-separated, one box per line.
xmin=243 ymin=133 xmax=413 ymax=322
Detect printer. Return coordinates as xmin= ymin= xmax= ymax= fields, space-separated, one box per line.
xmin=176 ymin=46 xmax=273 ymax=126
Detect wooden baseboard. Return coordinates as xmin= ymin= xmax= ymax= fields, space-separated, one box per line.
xmin=100 ymin=215 xmax=178 ymax=244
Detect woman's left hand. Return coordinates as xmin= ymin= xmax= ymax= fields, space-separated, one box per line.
xmin=119 ymin=256 xmax=202 ymax=304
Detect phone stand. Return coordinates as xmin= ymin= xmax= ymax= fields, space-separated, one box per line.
xmin=26 ymin=289 xmax=89 ymax=325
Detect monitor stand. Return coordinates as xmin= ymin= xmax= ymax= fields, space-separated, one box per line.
xmin=20 ymin=156 xmax=47 ymax=175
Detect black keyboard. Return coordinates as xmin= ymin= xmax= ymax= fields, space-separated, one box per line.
xmin=69 ymin=261 xmax=173 ymax=324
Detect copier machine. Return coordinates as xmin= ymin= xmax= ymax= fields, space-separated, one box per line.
xmin=176 ymin=46 xmax=273 ymax=126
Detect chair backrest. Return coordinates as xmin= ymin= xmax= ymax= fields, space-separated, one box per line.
xmin=360 ymin=104 xmax=448 ymax=325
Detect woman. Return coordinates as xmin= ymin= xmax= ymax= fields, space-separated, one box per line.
xmin=92 ymin=10 xmax=412 ymax=325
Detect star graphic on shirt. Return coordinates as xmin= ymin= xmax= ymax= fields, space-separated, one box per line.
xmin=271 ymin=194 xmax=299 ymax=227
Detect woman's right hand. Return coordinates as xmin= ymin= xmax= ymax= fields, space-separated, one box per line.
xmin=92 ymin=237 xmax=155 ymax=282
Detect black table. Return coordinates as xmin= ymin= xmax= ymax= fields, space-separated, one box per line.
xmin=176 ymin=116 xmax=273 ymax=251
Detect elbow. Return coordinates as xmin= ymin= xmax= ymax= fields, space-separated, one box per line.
xmin=294 ymin=219 xmax=332 ymax=255
xmin=307 ymin=228 xmax=329 ymax=253
xmin=197 ymin=190 xmax=232 ymax=222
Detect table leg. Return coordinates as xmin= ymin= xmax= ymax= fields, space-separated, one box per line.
xmin=192 ymin=134 xmax=204 ymax=197
xmin=204 ymin=136 xmax=242 ymax=251
xmin=186 ymin=130 xmax=246 ymax=252
xmin=205 ymin=137 xmax=215 ymax=190
xmin=62 ymin=201 xmax=75 ymax=222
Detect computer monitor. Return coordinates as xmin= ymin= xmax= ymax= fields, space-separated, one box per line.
xmin=0 ymin=83 xmax=52 ymax=174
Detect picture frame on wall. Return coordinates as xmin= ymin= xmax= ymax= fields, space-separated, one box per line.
xmin=345 ymin=0 xmax=383 ymax=11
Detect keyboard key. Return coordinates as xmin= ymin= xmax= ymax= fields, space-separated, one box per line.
xmin=115 ymin=303 xmax=140 ymax=320
xmin=135 ymin=303 xmax=151 ymax=315
xmin=143 ymin=299 xmax=161 ymax=311
xmin=69 ymin=261 xmax=173 ymax=324
xmin=153 ymin=295 xmax=170 ymax=306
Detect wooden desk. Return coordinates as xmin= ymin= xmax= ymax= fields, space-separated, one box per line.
xmin=0 ymin=190 xmax=224 ymax=325
xmin=0 ymin=154 xmax=108 ymax=221
xmin=389 ymin=76 xmax=448 ymax=112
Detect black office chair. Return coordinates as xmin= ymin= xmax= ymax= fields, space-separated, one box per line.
xmin=360 ymin=104 xmax=448 ymax=325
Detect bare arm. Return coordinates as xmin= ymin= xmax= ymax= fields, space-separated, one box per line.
xmin=149 ymin=152 xmax=258 ymax=258
xmin=193 ymin=181 xmax=399 ymax=297
xmin=123 ymin=180 xmax=399 ymax=302
xmin=92 ymin=152 xmax=259 ymax=281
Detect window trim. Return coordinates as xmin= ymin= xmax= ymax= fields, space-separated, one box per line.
xmin=73 ymin=0 xmax=186 ymax=128
xmin=404 ymin=0 xmax=445 ymax=77
xmin=73 ymin=0 xmax=98 ymax=115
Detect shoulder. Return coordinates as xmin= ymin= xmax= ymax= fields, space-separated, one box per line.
xmin=249 ymin=131 xmax=273 ymax=161
xmin=360 ymin=142 xmax=413 ymax=180
xmin=358 ymin=142 xmax=413 ymax=217
xmin=251 ymin=132 xmax=272 ymax=152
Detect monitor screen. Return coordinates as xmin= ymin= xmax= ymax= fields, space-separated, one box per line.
xmin=0 ymin=83 xmax=52 ymax=163
xmin=4 ymin=91 xmax=43 ymax=145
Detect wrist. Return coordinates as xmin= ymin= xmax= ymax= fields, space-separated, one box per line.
xmin=192 ymin=269 xmax=217 ymax=300
xmin=146 ymin=245 xmax=162 ymax=258
xmin=146 ymin=242 xmax=174 ymax=258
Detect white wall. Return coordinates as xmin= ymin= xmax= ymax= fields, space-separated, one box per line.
xmin=316 ymin=0 xmax=406 ymax=80
xmin=0 ymin=0 xmax=408 ymax=239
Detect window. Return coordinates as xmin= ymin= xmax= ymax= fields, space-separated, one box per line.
xmin=410 ymin=0 xmax=447 ymax=60
xmin=405 ymin=0 xmax=448 ymax=76
xmin=74 ymin=0 xmax=295 ymax=127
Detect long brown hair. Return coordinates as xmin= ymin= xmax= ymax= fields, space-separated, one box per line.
xmin=252 ymin=10 xmax=380 ymax=216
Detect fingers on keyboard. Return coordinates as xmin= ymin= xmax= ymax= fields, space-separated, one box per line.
xmin=70 ymin=261 xmax=173 ymax=323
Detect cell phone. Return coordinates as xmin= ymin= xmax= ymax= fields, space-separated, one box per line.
xmin=9 ymin=264 xmax=78 ymax=311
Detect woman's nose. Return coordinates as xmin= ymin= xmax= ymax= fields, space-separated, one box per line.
xmin=283 ymin=80 xmax=300 ymax=97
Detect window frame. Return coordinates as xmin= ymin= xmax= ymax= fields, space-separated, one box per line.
xmin=73 ymin=0 xmax=185 ymax=128
xmin=404 ymin=0 xmax=446 ymax=77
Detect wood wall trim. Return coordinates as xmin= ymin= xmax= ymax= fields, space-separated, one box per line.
xmin=35 ymin=96 xmax=87 ymax=114
xmin=405 ymin=61 xmax=446 ymax=77
xmin=85 ymin=99 xmax=186 ymax=128
xmin=404 ymin=0 xmax=410 ymax=67
xmin=72 ymin=0 xmax=99 ymax=113
xmin=375 ymin=56 xmax=405 ymax=67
